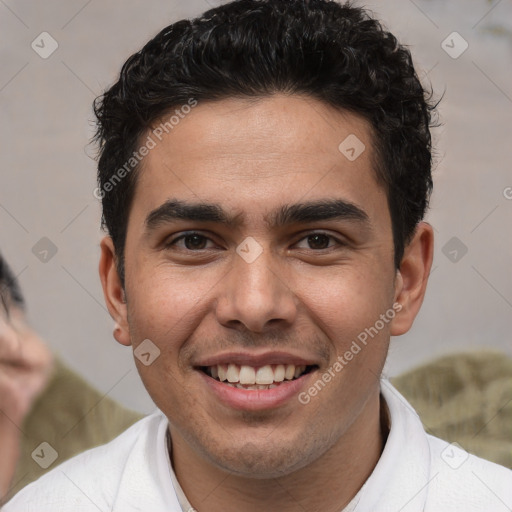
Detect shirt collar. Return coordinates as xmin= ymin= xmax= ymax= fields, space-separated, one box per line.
xmin=163 ymin=379 xmax=431 ymax=512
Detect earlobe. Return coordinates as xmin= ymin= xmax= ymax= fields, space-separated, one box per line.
xmin=99 ymin=236 xmax=131 ymax=346
xmin=390 ymin=222 xmax=434 ymax=336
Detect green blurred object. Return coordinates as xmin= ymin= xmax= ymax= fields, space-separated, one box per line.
xmin=8 ymin=359 xmax=143 ymax=501
xmin=392 ymin=351 xmax=512 ymax=469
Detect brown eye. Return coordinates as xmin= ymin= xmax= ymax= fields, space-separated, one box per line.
xmin=306 ymin=234 xmax=331 ymax=249
xmin=165 ymin=232 xmax=215 ymax=251
xmin=294 ymin=232 xmax=345 ymax=252
xmin=183 ymin=234 xmax=208 ymax=250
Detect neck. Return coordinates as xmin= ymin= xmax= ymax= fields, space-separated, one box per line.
xmin=170 ymin=390 xmax=386 ymax=512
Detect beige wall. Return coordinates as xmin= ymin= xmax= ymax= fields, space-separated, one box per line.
xmin=1 ymin=0 xmax=511 ymax=413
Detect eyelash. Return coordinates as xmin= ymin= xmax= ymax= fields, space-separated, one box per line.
xmin=165 ymin=231 xmax=345 ymax=251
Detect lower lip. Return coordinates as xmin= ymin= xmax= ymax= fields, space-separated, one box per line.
xmin=198 ymin=370 xmax=313 ymax=411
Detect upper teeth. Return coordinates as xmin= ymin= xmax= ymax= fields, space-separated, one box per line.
xmin=209 ymin=364 xmax=306 ymax=385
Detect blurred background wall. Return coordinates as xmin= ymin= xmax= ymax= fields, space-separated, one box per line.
xmin=1 ymin=0 xmax=511 ymax=413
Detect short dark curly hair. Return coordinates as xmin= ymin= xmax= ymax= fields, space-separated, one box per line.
xmin=94 ymin=0 xmax=435 ymax=283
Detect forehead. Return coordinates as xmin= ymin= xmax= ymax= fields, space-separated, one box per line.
xmin=130 ymin=94 xmax=387 ymax=228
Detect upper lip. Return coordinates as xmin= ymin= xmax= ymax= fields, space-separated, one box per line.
xmin=194 ymin=351 xmax=320 ymax=368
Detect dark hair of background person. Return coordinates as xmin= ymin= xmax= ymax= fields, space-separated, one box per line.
xmin=93 ymin=0 xmax=436 ymax=285
xmin=0 ymin=253 xmax=25 ymax=314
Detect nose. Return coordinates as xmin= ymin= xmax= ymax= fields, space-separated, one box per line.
xmin=215 ymin=245 xmax=298 ymax=333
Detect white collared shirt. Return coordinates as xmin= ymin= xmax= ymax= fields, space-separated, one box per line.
xmin=4 ymin=380 xmax=512 ymax=511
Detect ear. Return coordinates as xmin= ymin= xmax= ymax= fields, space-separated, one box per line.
xmin=99 ymin=236 xmax=131 ymax=346
xmin=390 ymin=222 xmax=434 ymax=336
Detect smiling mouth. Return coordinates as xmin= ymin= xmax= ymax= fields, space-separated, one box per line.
xmin=199 ymin=363 xmax=318 ymax=390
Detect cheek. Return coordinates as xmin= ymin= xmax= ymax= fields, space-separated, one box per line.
xmin=124 ymin=269 xmax=212 ymax=411
xmin=126 ymin=266 xmax=222 ymax=346
xmin=297 ymin=265 xmax=393 ymax=343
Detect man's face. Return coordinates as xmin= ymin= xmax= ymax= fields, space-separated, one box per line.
xmin=0 ymin=294 xmax=53 ymax=424
xmin=116 ymin=95 xmax=402 ymax=476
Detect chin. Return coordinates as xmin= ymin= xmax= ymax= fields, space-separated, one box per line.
xmin=203 ymin=436 xmax=322 ymax=479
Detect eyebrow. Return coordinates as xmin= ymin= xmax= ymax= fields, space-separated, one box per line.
xmin=145 ymin=198 xmax=370 ymax=231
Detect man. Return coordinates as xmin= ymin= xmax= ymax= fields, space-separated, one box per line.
xmin=0 ymin=254 xmax=53 ymax=500
xmin=0 ymin=253 xmax=141 ymax=504
xmin=5 ymin=0 xmax=511 ymax=510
